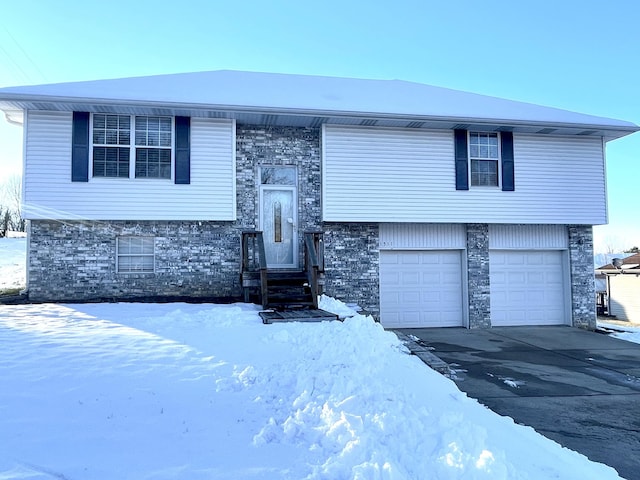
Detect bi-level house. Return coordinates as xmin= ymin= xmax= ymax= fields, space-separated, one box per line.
xmin=0 ymin=71 xmax=637 ymax=329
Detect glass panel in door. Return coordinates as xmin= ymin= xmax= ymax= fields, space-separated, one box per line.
xmin=261 ymin=186 xmax=297 ymax=268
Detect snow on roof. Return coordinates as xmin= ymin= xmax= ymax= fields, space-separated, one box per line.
xmin=0 ymin=70 xmax=638 ymax=131
xmin=596 ymin=253 xmax=640 ymax=271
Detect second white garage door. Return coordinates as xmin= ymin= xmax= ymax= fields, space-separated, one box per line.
xmin=490 ymin=250 xmax=567 ymax=326
xmin=380 ymin=250 xmax=464 ymax=328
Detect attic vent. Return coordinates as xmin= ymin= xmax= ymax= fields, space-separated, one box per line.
xmin=577 ymin=130 xmax=598 ymax=136
xmin=310 ymin=117 xmax=328 ymax=128
xmin=453 ymin=124 xmax=470 ymax=130
xmin=537 ymin=128 xmax=557 ymax=134
xmin=263 ymin=114 xmax=278 ymax=125
xmin=208 ymin=111 xmax=229 ymax=119
xmin=33 ymin=102 xmax=57 ymax=110
xmin=360 ymin=119 xmax=378 ymax=126
xmin=406 ymin=121 xmax=424 ymax=128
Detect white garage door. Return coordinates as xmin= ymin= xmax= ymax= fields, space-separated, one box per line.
xmin=380 ymin=250 xmax=464 ymax=328
xmin=490 ymin=250 xmax=567 ymax=326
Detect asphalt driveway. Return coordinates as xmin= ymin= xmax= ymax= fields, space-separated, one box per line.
xmin=399 ymin=326 xmax=640 ymax=480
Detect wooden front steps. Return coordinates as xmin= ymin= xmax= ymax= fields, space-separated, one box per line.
xmin=263 ymin=270 xmax=315 ymax=309
xmin=240 ymin=230 xmax=326 ymax=314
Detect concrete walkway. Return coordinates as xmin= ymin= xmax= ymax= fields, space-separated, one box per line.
xmin=399 ymin=326 xmax=640 ymax=480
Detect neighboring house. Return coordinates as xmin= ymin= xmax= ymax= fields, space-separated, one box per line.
xmin=593 ymin=252 xmax=631 ymax=315
xmin=0 ymin=70 xmax=637 ymax=329
xmin=596 ymin=253 xmax=640 ymax=322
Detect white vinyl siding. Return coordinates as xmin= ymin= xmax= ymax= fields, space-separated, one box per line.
xmin=380 ymin=223 xmax=466 ymax=249
xmin=322 ymin=125 xmax=606 ymax=224
xmin=609 ymin=275 xmax=640 ymax=322
xmin=380 ymin=250 xmax=464 ymax=328
xmin=23 ymin=111 xmax=236 ymax=220
xmin=489 ymin=224 xmax=568 ymax=249
xmin=490 ymin=250 xmax=568 ymax=326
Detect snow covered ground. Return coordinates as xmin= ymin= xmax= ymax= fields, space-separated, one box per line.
xmin=599 ymin=320 xmax=640 ymax=345
xmin=0 ymin=237 xmax=628 ymax=479
xmin=0 ymin=300 xmax=626 ymax=480
xmin=0 ymin=235 xmax=26 ymax=291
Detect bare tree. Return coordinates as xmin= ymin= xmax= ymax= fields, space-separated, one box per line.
xmin=1 ymin=174 xmax=24 ymax=232
xmin=0 ymin=205 xmax=6 ymax=237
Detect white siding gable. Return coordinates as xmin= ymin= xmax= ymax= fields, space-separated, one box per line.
xmin=23 ymin=111 xmax=236 ymax=220
xmin=322 ymin=125 xmax=607 ymax=225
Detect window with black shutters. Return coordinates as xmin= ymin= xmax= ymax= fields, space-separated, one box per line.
xmin=91 ymin=114 xmax=173 ymax=180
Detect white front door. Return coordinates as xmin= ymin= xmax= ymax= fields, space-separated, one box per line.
xmin=260 ymin=185 xmax=298 ymax=268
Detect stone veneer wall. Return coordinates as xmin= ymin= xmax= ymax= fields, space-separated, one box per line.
xmin=466 ymin=223 xmax=491 ymax=328
xmin=28 ymin=125 xmax=324 ymax=303
xmin=28 ymin=220 xmax=240 ymax=302
xmin=235 ymin=125 xmax=322 ymax=264
xmin=323 ymin=223 xmax=380 ymax=318
xmin=568 ymin=225 xmax=597 ymax=329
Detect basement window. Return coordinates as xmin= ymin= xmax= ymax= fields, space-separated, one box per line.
xmin=117 ymin=237 xmax=155 ymax=273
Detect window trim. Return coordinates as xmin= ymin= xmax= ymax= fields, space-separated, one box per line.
xmin=90 ymin=114 xmax=175 ymax=181
xmin=116 ymin=236 xmax=156 ymax=274
xmin=468 ymin=131 xmax=502 ymax=187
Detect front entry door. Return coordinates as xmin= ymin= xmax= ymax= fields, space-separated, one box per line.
xmin=260 ymin=185 xmax=298 ymax=268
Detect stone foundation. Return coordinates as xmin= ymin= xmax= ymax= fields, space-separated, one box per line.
xmin=28 ymin=220 xmax=241 ymax=302
xmin=466 ymin=223 xmax=491 ymax=328
xmin=568 ymin=225 xmax=597 ymax=329
xmin=323 ymin=223 xmax=380 ymax=318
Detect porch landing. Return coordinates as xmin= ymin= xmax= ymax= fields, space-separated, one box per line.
xmin=260 ymin=308 xmax=339 ymax=324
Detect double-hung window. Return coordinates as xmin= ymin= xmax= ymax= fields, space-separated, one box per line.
xmin=92 ymin=115 xmax=131 ymax=178
xmin=469 ymin=132 xmax=500 ymax=187
xmin=117 ymin=237 xmax=155 ymax=273
xmin=92 ymin=114 xmax=173 ymax=180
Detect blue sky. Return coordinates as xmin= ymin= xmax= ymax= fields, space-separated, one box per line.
xmin=0 ymin=0 xmax=638 ymax=252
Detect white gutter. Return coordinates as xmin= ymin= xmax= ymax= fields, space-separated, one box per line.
xmin=0 ymin=93 xmax=638 ymax=138
xmin=4 ymin=110 xmax=23 ymax=126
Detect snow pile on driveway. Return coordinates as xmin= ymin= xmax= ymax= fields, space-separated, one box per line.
xmin=0 ymin=300 xmax=624 ymax=480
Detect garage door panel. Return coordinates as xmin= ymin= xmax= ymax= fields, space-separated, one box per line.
xmin=381 ymin=250 xmax=463 ymax=328
xmin=442 ymin=272 xmax=461 ymax=284
xmin=422 ymin=272 xmax=442 ymax=284
xmin=419 ymin=253 xmax=441 ymax=265
xmin=507 ymin=255 xmax=526 ymax=266
xmin=491 ymin=250 xmax=566 ymax=326
xmin=508 ymin=271 xmax=526 ymax=284
xmin=402 ymin=272 xmax=420 ymax=285
xmin=526 ymin=253 xmax=544 ymax=265
xmin=380 ymin=253 xmax=399 ymax=265
xmin=401 ymin=291 xmax=420 ymax=304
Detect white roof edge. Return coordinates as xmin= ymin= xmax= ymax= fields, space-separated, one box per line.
xmin=1 ymin=93 xmax=638 ymax=136
xmin=0 ymin=70 xmax=637 ymax=136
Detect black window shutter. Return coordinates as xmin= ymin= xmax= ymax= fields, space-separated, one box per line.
xmin=454 ymin=129 xmax=469 ymax=190
xmin=71 ymin=112 xmax=90 ymax=182
xmin=501 ymin=131 xmax=515 ymax=191
xmin=174 ymin=116 xmax=191 ymax=184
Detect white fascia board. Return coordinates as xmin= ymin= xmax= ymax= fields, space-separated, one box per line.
xmin=1 ymin=92 xmax=638 ymax=138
